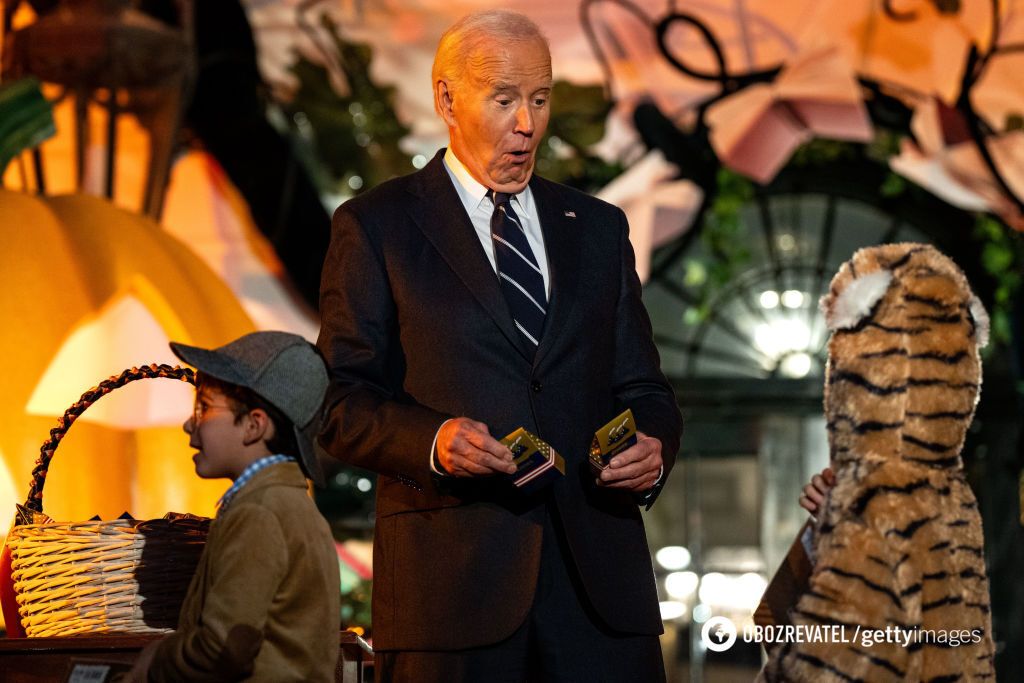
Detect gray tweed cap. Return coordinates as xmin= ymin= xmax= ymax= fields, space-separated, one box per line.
xmin=170 ymin=331 xmax=328 ymax=487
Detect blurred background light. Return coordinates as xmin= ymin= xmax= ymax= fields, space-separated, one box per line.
xmin=655 ymin=545 xmax=692 ymax=570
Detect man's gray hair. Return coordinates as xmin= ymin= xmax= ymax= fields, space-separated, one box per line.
xmin=432 ymin=10 xmax=549 ymax=114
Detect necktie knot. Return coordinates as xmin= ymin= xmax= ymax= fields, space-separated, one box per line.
xmin=490 ymin=190 xmax=512 ymax=209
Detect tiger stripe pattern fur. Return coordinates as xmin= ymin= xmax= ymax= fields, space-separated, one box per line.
xmin=760 ymin=243 xmax=996 ymax=682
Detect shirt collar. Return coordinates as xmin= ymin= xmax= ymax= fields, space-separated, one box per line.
xmin=217 ymin=454 xmax=295 ymax=512
xmin=442 ymin=147 xmax=535 ymax=218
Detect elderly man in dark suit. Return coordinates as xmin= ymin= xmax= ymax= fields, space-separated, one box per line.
xmin=317 ymin=9 xmax=682 ymax=682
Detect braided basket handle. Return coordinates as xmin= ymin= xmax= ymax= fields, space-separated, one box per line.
xmin=20 ymin=364 xmax=196 ymax=520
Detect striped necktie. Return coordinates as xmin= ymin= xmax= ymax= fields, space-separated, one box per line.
xmin=490 ymin=190 xmax=547 ymax=349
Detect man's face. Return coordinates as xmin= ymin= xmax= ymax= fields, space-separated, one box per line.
xmin=442 ymin=37 xmax=552 ymax=193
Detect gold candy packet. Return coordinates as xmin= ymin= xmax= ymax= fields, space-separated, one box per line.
xmin=589 ymin=409 xmax=638 ymax=472
xmin=501 ymin=427 xmax=565 ymax=491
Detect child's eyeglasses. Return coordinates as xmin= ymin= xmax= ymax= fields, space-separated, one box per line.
xmin=193 ymin=400 xmax=234 ymax=424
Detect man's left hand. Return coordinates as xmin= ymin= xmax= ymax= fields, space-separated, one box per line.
xmin=597 ymin=432 xmax=662 ymax=493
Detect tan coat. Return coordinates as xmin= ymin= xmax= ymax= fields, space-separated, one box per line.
xmin=149 ymin=461 xmax=341 ymax=682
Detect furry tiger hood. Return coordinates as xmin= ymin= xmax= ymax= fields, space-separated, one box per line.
xmin=821 ymin=243 xmax=989 ymax=473
xmin=760 ymin=243 xmax=996 ymax=682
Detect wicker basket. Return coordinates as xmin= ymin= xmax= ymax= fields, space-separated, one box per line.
xmin=2 ymin=363 xmax=210 ymax=637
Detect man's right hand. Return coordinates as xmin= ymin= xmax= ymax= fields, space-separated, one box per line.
xmin=799 ymin=466 xmax=836 ymax=514
xmin=435 ymin=417 xmax=517 ymax=477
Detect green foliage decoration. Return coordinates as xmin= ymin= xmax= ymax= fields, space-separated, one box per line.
xmin=788 ymin=138 xmax=858 ymax=167
xmin=973 ymin=214 xmax=1024 ymax=347
xmin=535 ymin=81 xmax=623 ymax=192
xmin=688 ymin=168 xmax=753 ymax=320
xmin=285 ymin=15 xmax=413 ymax=195
xmin=0 ymin=77 xmax=55 ymax=175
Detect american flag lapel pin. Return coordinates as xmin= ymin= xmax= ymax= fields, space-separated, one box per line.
xmin=564 ymin=210 xmax=576 ymax=218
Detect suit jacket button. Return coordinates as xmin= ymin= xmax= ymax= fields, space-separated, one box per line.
xmin=531 ymin=380 xmax=542 ymax=393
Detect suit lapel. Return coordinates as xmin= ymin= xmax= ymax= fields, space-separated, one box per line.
xmin=531 ymin=176 xmax=580 ymax=369
xmin=408 ymin=153 xmax=532 ymax=362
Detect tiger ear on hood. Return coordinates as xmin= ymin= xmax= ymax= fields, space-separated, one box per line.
xmin=968 ymin=295 xmax=990 ymax=349
xmin=820 ymin=269 xmax=893 ymax=331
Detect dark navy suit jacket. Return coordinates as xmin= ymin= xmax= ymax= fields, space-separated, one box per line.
xmin=317 ymin=150 xmax=682 ymax=651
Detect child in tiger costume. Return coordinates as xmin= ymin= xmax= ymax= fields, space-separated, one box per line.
xmin=760 ymin=243 xmax=996 ymax=681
